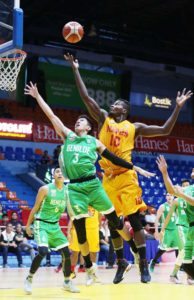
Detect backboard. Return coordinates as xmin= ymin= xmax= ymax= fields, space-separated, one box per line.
xmin=0 ymin=0 xmax=23 ymax=56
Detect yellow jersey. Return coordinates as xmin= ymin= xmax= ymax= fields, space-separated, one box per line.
xmin=99 ymin=116 xmax=135 ymax=176
xmin=86 ymin=207 xmax=99 ymax=229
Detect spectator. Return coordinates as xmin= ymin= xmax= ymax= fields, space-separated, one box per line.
xmin=10 ymin=211 xmax=23 ymax=229
xmin=0 ymin=222 xmax=23 ymax=268
xmin=52 ymin=145 xmax=61 ymax=166
xmin=40 ymin=150 xmax=51 ymax=165
xmin=144 ymin=207 xmax=156 ymax=235
xmin=99 ymin=219 xmax=115 ymax=268
xmin=14 ymin=224 xmax=35 ymax=261
xmin=1 ymin=213 xmax=9 ymax=227
xmin=0 ymin=204 xmax=4 ymax=221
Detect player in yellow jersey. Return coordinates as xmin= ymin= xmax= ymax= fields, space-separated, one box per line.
xmin=67 ymin=208 xmax=100 ymax=283
xmin=65 ymin=53 xmax=193 ymax=284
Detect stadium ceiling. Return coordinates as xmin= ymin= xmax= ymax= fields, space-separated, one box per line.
xmin=21 ymin=0 xmax=194 ymax=68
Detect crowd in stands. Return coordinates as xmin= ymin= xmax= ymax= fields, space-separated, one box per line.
xmin=0 ymin=206 xmax=157 ymax=268
xmin=0 ymin=210 xmax=37 ymax=268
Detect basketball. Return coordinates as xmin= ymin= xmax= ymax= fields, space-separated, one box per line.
xmin=62 ymin=21 xmax=84 ymax=44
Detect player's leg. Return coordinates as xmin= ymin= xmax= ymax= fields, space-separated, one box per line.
xmin=149 ymin=228 xmax=168 ymax=274
xmin=90 ymin=181 xmax=132 ymax=284
xmin=69 ymin=226 xmax=81 ymax=276
xmin=170 ymin=227 xmax=184 ymax=284
xmin=73 ymin=218 xmax=99 ymax=285
xmin=59 ymin=247 xmax=80 ymax=293
xmin=24 ymin=222 xmax=49 ymax=294
xmin=87 ymin=226 xmax=101 ymax=282
xmin=49 ymin=224 xmax=80 ymax=292
xmin=128 ymin=212 xmax=151 ymax=283
xmin=182 ymin=228 xmax=194 ymax=279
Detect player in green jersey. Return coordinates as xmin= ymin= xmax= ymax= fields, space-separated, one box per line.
xmin=157 ymin=155 xmax=194 ymax=283
xmin=24 ymin=167 xmax=80 ymax=294
xmin=24 ymin=82 xmax=138 ymax=285
xmin=158 ymin=179 xmax=190 ymax=283
xmin=149 ymin=193 xmax=181 ymax=281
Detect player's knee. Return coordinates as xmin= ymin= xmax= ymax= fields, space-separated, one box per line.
xmin=109 ymin=227 xmax=121 ymax=239
xmin=60 ymin=247 xmax=70 ymax=260
xmin=38 ymin=246 xmax=49 ymax=258
xmin=128 ymin=212 xmax=142 ymax=232
xmin=60 ymin=246 xmax=70 ymax=258
xmin=106 ymin=211 xmax=124 ymax=230
xmin=73 ymin=218 xmax=87 ymax=244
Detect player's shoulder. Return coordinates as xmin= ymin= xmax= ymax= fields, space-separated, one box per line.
xmin=38 ymin=184 xmax=49 ymax=194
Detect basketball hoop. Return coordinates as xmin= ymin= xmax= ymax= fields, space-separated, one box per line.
xmin=0 ymin=49 xmax=26 ymax=92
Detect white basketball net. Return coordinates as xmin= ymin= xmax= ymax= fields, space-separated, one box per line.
xmin=0 ymin=50 xmax=26 ymax=91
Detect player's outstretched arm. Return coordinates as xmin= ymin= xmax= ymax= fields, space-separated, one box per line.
xmin=24 ymin=82 xmax=70 ymax=139
xmin=25 ymin=186 xmax=48 ymax=236
xmin=160 ymin=202 xmax=177 ymax=234
xmin=135 ymin=89 xmax=193 ymax=137
xmin=173 ymin=186 xmax=194 ymax=206
xmin=134 ymin=166 xmax=155 ymax=178
xmin=154 ymin=204 xmax=164 ymax=240
xmin=96 ymin=139 xmax=133 ymax=169
xmin=64 ymin=53 xmax=107 ymax=125
xmin=156 ymin=155 xmax=177 ymax=195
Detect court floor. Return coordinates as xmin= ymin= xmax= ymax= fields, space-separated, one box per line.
xmin=0 ymin=264 xmax=193 ymax=300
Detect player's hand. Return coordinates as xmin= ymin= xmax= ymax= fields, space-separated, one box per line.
xmin=173 ymin=185 xmax=184 ymax=198
xmin=134 ymin=166 xmax=155 ymax=178
xmin=26 ymin=226 xmax=33 ymax=237
xmin=176 ymin=88 xmax=193 ymax=108
xmin=156 ymin=155 xmax=168 ymax=173
xmin=24 ymin=82 xmax=39 ymax=99
xmin=64 ymin=53 xmax=79 ymax=69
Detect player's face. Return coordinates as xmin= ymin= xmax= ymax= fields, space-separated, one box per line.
xmin=182 ymin=181 xmax=190 ymax=187
xmin=166 ymin=193 xmax=174 ymax=204
xmin=74 ymin=118 xmax=91 ymax=133
xmin=109 ymin=100 xmax=126 ymax=116
xmin=53 ymin=168 xmax=65 ymax=182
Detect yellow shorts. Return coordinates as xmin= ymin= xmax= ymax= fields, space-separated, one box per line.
xmin=69 ymin=227 xmax=100 ymax=252
xmin=103 ymin=169 xmax=147 ymax=216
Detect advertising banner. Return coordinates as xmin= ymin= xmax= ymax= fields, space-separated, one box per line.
xmin=0 ymin=119 xmax=33 ymax=140
xmin=38 ymin=62 xmax=121 ymax=110
xmin=135 ymin=136 xmax=194 ymax=156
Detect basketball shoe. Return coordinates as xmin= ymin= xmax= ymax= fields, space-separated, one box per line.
xmin=139 ymin=259 xmax=151 ymax=283
xmin=63 ymin=280 xmax=80 ymax=293
xmin=113 ymin=259 xmax=132 ymax=284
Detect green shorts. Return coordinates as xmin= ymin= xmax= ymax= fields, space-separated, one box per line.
xmin=177 ymin=225 xmax=189 ymax=250
xmin=34 ymin=220 xmax=69 ymax=250
xmin=159 ymin=228 xmax=180 ymax=251
xmin=66 ymin=177 xmax=114 ymax=219
xmin=183 ymin=227 xmax=194 ymax=263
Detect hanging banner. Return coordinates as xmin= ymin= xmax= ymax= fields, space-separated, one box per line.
xmin=38 ymin=62 xmax=121 ymax=110
xmin=135 ymin=136 xmax=194 ymax=156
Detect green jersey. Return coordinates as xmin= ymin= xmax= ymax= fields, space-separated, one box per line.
xmin=161 ymin=202 xmax=176 ymax=230
xmin=35 ymin=183 xmax=67 ymax=222
xmin=176 ymin=197 xmax=189 ymax=227
xmin=60 ymin=131 xmax=98 ymax=180
xmin=184 ymin=185 xmax=194 ymax=225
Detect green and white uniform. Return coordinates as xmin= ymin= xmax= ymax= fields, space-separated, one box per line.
xmin=183 ymin=185 xmax=194 ymax=263
xmin=60 ymin=131 xmax=114 ymax=219
xmin=34 ymin=183 xmax=69 ymax=250
xmin=159 ymin=202 xmax=180 ymax=250
xmin=176 ymin=197 xmax=189 ymax=250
